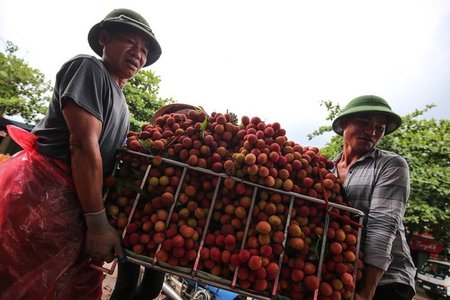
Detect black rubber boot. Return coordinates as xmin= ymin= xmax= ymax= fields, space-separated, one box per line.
xmin=131 ymin=268 xmax=166 ymax=300
xmin=110 ymin=261 xmax=140 ymax=300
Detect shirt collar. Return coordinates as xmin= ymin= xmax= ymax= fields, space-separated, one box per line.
xmin=333 ymin=147 xmax=379 ymax=164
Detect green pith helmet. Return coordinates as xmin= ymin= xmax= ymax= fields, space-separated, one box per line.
xmin=88 ymin=8 xmax=161 ymax=67
xmin=332 ymin=95 xmax=402 ymax=135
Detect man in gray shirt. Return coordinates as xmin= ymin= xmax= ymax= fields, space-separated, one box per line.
xmin=332 ymin=95 xmax=416 ymax=300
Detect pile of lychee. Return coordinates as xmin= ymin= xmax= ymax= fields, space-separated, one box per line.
xmin=104 ymin=110 xmax=364 ymax=300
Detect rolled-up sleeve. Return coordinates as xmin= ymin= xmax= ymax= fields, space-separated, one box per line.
xmin=364 ymin=156 xmax=410 ymax=271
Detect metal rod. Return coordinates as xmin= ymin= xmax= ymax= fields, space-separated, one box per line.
xmin=123 ymin=149 xmax=364 ymax=216
xmin=162 ymin=281 xmax=184 ymax=300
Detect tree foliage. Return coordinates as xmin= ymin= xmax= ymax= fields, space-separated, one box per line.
xmin=307 ymin=100 xmax=343 ymax=159
xmin=0 ymin=41 xmax=52 ymax=124
xmin=123 ymin=70 xmax=173 ymax=131
xmin=311 ymin=101 xmax=450 ymax=252
xmin=380 ymin=107 xmax=450 ymax=248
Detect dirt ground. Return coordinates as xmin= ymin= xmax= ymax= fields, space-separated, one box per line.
xmin=100 ymin=262 xmax=117 ymax=300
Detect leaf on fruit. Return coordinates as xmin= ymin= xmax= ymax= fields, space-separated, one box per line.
xmin=121 ymin=178 xmax=145 ymax=196
xmin=312 ymin=235 xmax=322 ymax=260
xmin=115 ymin=178 xmax=125 ymax=195
xmin=200 ymin=117 xmax=208 ymax=132
xmin=130 ymin=168 xmax=142 ymax=178
xmin=140 ymin=139 xmax=152 ymax=150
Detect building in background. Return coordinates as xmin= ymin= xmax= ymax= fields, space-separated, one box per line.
xmin=410 ymin=233 xmax=445 ymax=268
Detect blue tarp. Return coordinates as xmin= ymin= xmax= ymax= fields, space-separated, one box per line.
xmin=185 ymin=279 xmax=240 ymax=300
xmin=206 ymin=286 xmax=240 ymax=300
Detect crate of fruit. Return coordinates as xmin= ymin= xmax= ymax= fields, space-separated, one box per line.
xmin=102 ymin=110 xmax=365 ymax=300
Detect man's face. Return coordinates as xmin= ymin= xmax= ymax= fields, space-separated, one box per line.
xmin=101 ymin=27 xmax=149 ymax=80
xmin=341 ymin=113 xmax=388 ymax=154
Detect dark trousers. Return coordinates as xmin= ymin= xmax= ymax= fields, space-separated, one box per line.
xmin=373 ymin=283 xmax=415 ymax=300
xmin=110 ymin=261 xmax=165 ymax=300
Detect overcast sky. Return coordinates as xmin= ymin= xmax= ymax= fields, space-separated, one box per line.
xmin=1 ymin=0 xmax=449 ymax=147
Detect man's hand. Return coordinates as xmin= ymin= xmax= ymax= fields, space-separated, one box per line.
xmin=355 ymin=263 xmax=385 ymax=300
xmin=353 ymin=293 xmax=365 ymax=300
xmin=84 ymin=209 xmax=123 ymax=262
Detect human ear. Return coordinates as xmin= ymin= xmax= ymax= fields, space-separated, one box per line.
xmin=98 ymin=29 xmax=109 ymax=47
xmin=340 ymin=117 xmax=348 ymax=131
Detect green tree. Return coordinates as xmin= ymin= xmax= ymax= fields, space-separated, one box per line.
xmin=0 ymin=41 xmax=52 ymax=124
xmin=307 ymin=100 xmax=343 ymax=158
xmin=123 ymin=70 xmax=173 ymax=131
xmin=310 ymin=101 xmax=450 ymax=253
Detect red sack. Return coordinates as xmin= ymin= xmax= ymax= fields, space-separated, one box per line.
xmin=0 ymin=126 xmax=104 ymax=300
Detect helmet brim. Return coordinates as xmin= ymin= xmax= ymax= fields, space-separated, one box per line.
xmin=332 ymin=106 xmax=402 ymax=136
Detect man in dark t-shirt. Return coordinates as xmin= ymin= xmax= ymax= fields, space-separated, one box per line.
xmin=32 ymin=54 xmax=130 ymax=176
xmin=0 ymin=8 xmax=162 ymax=299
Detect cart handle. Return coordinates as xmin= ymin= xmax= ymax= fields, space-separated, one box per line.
xmin=89 ymin=258 xmax=117 ymax=275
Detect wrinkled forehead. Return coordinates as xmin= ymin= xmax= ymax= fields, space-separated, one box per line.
xmin=349 ymin=112 xmax=388 ymax=124
xmin=105 ymin=23 xmax=151 ymax=48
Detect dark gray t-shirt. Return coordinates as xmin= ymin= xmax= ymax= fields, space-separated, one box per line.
xmin=32 ymin=55 xmax=130 ymax=175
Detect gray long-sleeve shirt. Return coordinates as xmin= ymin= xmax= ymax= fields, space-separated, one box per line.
xmin=333 ymin=148 xmax=416 ymax=290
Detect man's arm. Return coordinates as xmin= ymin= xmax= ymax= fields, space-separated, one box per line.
xmin=62 ymin=98 xmax=122 ymax=262
xmin=354 ymin=264 xmax=384 ymax=300
xmin=358 ymin=155 xmax=410 ymax=299
xmin=62 ymin=98 xmax=104 ymax=213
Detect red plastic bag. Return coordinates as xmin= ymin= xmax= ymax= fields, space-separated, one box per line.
xmin=0 ymin=126 xmax=104 ymax=300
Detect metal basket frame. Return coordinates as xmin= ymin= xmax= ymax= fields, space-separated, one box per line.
xmin=101 ymin=149 xmax=365 ymax=300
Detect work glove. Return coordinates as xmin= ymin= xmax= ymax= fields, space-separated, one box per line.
xmin=84 ymin=208 xmax=123 ymax=263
